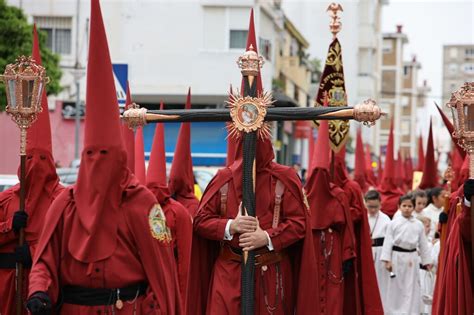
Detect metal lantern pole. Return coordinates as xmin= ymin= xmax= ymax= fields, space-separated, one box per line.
xmin=0 ymin=56 xmax=49 ymax=315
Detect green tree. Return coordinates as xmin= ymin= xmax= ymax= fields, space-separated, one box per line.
xmin=0 ymin=0 xmax=62 ymax=111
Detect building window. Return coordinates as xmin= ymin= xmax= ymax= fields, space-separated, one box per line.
xmin=34 ymin=16 xmax=72 ymax=55
xmin=382 ymin=40 xmax=393 ymax=53
xmin=449 ymin=47 xmax=458 ymax=59
xmin=403 ymin=66 xmax=409 ymax=76
xmin=465 ymin=48 xmax=474 ymax=58
xmin=463 ymin=63 xmax=474 ymax=74
xmin=290 ymin=38 xmax=298 ymax=57
xmin=259 ymin=37 xmax=272 ymax=61
xmin=229 ymin=30 xmax=248 ymax=49
xmin=449 ymin=63 xmax=458 ymax=74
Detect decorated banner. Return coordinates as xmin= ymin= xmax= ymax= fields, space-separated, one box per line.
xmin=314 ymin=3 xmax=349 ymax=152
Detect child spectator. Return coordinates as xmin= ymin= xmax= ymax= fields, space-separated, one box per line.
xmin=381 ymin=194 xmax=433 ymax=314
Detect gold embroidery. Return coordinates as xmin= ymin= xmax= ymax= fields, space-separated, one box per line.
xmin=148 ymin=204 xmax=172 ymax=243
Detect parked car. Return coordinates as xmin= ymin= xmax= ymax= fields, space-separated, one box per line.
xmin=56 ymin=168 xmax=79 ymax=186
xmin=0 ymin=175 xmax=19 ymax=192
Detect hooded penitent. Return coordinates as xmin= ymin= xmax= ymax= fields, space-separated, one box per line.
xmin=121 ymin=83 xmax=135 ymax=172
xmin=147 ymin=101 xmax=192 ymax=310
xmin=0 ymin=25 xmax=63 ymax=315
xmin=190 ymin=9 xmax=316 ymax=315
xmin=354 ymin=128 xmax=368 ymax=192
xmin=419 ymin=120 xmax=438 ymax=189
xmin=305 ymin=120 xmax=356 ymax=315
xmin=333 ymin=147 xmax=384 ymax=315
xmin=378 ymin=120 xmax=404 ymax=217
xmin=28 ymin=2 xmax=180 ymax=313
xmin=169 ymin=88 xmax=199 ymax=217
xmin=404 ymin=152 xmax=414 ymax=189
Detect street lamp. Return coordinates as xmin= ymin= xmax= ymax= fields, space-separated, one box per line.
xmin=448 ymin=82 xmax=474 ymax=173
xmin=447 ymin=81 xmax=474 ymax=287
xmin=2 ymin=56 xmax=49 ymax=151
xmin=0 ymin=55 xmax=49 ymax=315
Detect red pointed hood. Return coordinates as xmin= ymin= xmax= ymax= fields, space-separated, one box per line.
xmin=27 ymin=25 xmax=53 ymax=154
xmin=396 ymin=151 xmax=406 ymax=190
xmin=309 ymin=120 xmax=330 ymax=174
xmin=240 ymin=9 xmax=263 ymax=94
xmin=365 ymin=144 xmax=376 ymax=186
xmin=419 ymin=120 xmax=438 ymax=189
xmin=14 ymin=25 xmax=61 ymax=235
xmin=121 ymin=83 xmax=135 ymax=172
xmin=71 ymin=0 xmax=131 ymax=263
xmin=379 ymin=120 xmax=403 ymax=216
xmin=354 ymin=128 xmax=367 ymax=191
xmin=169 ymin=88 xmax=199 ymax=214
xmin=147 ymin=101 xmax=171 ymax=203
xmin=417 ymin=135 xmax=425 ymax=171
xmin=378 ymin=155 xmax=383 ymax=184
xmin=404 ymin=152 xmax=414 ymax=189
xmin=134 ymin=127 xmax=146 ymax=184
xmin=333 ymin=145 xmax=349 ymax=187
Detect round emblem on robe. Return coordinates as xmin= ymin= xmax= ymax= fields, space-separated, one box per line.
xmin=148 ymin=204 xmax=172 ymax=244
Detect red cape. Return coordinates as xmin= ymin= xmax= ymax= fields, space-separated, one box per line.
xmin=432 ymin=201 xmax=472 ymax=315
xmin=188 ymin=164 xmax=317 ymax=315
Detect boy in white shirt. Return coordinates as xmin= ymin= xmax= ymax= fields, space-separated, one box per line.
xmin=365 ymin=189 xmax=391 ymax=305
xmin=423 ymin=187 xmax=446 ymax=239
xmin=381 ymin=194 xmax=433 ymax=314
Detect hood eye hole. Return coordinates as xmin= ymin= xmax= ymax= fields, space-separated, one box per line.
xmin=100 ymin=150 xmax=107 ymax=155
xmin=86 ymin=150 xmax=93 ymax=155
xmin=27 ymin=155 xmax=33 ymax=160
xmin=40 ymin=155 xmax=46 ymax=160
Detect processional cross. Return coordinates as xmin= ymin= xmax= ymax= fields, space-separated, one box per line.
xmin=123 ymin=8 xmax=382 ymax=315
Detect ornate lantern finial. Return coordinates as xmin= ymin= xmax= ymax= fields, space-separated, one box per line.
xmin=447 ymin=82 xmax=474 ymax=176
xmin=236 ymin=44 xmax=264 ymax=77
xmin=1 ymin=55 xmax=49 ymax=154
xmin=353 ymin=99 xmax=383 ymax=126
xmin=122 ymin=102 xmax=148 ymax=130
xmin=327 ymin=3 xmax=343 ymax=39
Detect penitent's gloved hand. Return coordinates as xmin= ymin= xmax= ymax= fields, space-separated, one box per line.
xmin=26 ymin=291 xmax=52 ymax=315
xmin=12 ymin=210 xmax=28 ymax=232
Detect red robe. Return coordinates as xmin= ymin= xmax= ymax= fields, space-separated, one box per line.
xmin=190 ymin=139 xmax=316 ymax=315
xmin=433 ymin=188 xmax=472 ymax=315
xmin=334 ymin=160 xmax=384 ymax=315
xmin=305 ymin=167 xmax=356 ymax=315
xmin=0 ymin=152 xmax=63 ymax=315
xmin=148 ymin=183 xmax=193 ymax=311
xmin=28 ymin=179 xmax=182 ymax=314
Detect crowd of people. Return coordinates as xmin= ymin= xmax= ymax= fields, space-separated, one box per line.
xmin=0 ymin=1 xmax=472 ymax=314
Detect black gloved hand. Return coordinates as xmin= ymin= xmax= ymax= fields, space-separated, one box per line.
xmin=12 ymin=210 xmax=28 ymax=232
xmin=26 ymin=291 xmax=52 ymax=315
xmin=15 ymin=243 xmax=32 ymax=268
xmin=463 ymin=179 xmax=474 ymax=200
xmin=439 ymin=212 xmax=449 ymax=224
